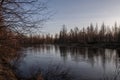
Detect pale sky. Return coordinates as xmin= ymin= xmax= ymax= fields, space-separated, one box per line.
xmin=42 ymin=0 xmax=120 ymax=35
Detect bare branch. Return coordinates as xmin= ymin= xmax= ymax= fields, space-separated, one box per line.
xmin=0 ymin=0 xmax=49 ymax=34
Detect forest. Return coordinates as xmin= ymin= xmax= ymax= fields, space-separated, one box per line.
xmin=22 ymin=23 xmax=120 ymax=48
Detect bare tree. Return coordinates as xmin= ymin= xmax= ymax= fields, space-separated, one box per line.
xmin=0 ymin=0 xmax=49 ymax=33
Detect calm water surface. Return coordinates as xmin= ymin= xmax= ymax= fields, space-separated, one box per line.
xmin=15 ymin=45 xmax=120 ymax=80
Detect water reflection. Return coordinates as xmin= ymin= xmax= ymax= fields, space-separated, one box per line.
xmin=16 ymin=45 xmax=120 ymax=80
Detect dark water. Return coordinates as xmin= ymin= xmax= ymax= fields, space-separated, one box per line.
xmin=15 ymin=45 xmax=120 ymax=80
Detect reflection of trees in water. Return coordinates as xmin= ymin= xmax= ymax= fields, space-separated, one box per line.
xmin=30 ymin=45 xmax=120 ymax=80
xmin=116 ymin=49 xmax=120 ymax=70
xmin=59 ymin=46 xmax=68 ymax=61
xmin=69 ymin=47 xmax=86 ymax=62
xmin=116 ymin=49 xmax=120 ymax=58
xmin=13 ymin=45 xmax=120 ymax=80
xmin=55 ymin=46 xmax=119 ymax=71
xmin=56 ymin=46 xmax=120 ymax=80
xmin=29 ymin=45 xmax=54 ymax=54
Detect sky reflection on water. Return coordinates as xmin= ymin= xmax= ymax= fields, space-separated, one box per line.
xmin=16 ymin=45 xmax=120 ymax=80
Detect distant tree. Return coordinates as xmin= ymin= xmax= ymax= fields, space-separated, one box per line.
xmin=69 ymin=29 xmax=74 ymax=43
xmin=74 ymin=27 xmax=79 ymax=42
xmin=99 ymin=23 xmax=106 ymax=42
xmin=59 ymin=25 xmax=68 ymax=43
xmin=113 ymin=22 xmax=118 ymax=42
xmin=86 ymin=23 xmax=95 ymax=43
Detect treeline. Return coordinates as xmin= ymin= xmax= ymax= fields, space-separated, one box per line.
xmin=20 ymin=34 xmax=54 ymax=45
xmin=22 ymin=23 xmax=120 ymax=46
xmin=54 ymin=23 xmax=120 ymax=44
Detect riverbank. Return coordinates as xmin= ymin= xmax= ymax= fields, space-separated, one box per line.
xmin=21 ymin=42 xmax=120 ymax=49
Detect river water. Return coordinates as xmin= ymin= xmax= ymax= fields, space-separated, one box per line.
xmin=14 ymin=45 xmax=120 ymax=80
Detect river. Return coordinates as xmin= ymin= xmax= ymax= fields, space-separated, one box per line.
xmin=14 ymin=45 xmax=120 ymax=80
